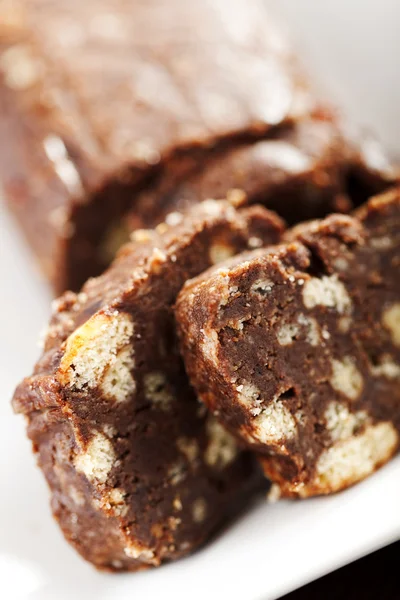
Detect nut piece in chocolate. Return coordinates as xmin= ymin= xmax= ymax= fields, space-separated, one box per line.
xmin=12 ymin=199 xmax=284 ymax=570
xmin=176 ymin=189 xmax=400 ymax=498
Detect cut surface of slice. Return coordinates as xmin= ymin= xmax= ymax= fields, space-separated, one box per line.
xmin=176 ymin=189 xmax=400 ymax=497
xmin=13 ymin=200 xmax=284 ymax=570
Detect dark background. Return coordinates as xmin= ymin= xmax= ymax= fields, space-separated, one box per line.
xmin=281 ymin=541 xmax=399 ymax=599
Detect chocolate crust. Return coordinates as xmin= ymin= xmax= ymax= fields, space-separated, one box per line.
xmin=175 ymin=189 xmax=400 ymax=498
xmin=12 ymin=200 xmax=283 ymax=570
xmin=1 ymin=0 xmax=397 ymax=292
xmin=128 ymin=115 xmax=398 ymax=231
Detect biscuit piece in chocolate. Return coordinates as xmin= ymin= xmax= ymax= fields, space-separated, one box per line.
xmin=176 ymin=190 xmax=400 ymax=498
xmin=12 ymin=200 xmax=283 ymax=570
xmin=1 ymin=0 xmax=397 ymax=292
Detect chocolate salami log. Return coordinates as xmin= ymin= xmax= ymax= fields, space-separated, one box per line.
xmin=175 ymin=189 xmax=400 ymax=498
xmin=0 ymin=0 xmax=396 ymax=292
xmin=12 ymin=199 xmax=284 ymax=571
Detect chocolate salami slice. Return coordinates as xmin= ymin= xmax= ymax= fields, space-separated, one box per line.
xmin=12 ymin=200 xmax=283 ymax=570
xmin=1 ymin=0 xmax=396 ymax=292
xmin=176 ymin=190 xmax=400 ymax=497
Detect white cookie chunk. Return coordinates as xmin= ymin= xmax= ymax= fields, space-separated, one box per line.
xmin=302 ymin=274 xmax=351 ymax=314
xmin=74 ymin=433 xmax=116 ymax=483
xmin=59 ymin=312 xmax=135 ymax=402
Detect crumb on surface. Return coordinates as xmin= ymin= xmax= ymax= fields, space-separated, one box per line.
xmin=200 ymin=199 xmax=224 ymax=217
xmin=251 ymin=278 xmax=274 ymax=296
xmin=130 ymin=228 xmax=153 ymax=243
xmin=165 ymin=211 xmax=183 ymax=226
xmin=124 ymin=543 xmax=155 ymax=564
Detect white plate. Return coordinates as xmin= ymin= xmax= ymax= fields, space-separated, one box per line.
xmin=268 ymin=0 xmax=400 ymax=157
xmin=1 ymin=2 xmax=400 ymax=598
